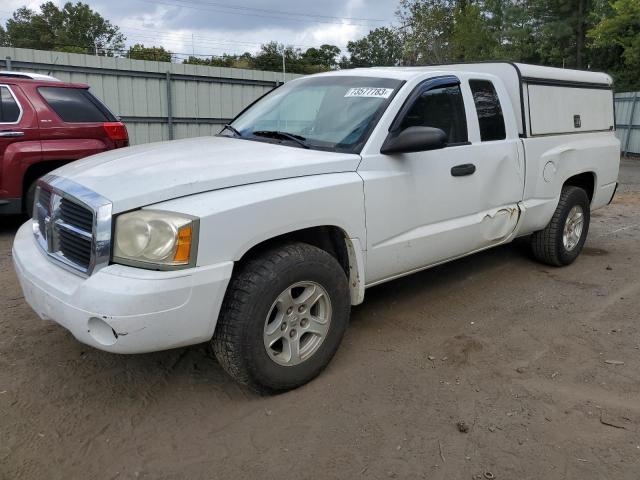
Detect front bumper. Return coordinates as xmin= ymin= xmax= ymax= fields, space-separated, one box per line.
xmin=12 ymin=221 xmax=233 ymax=353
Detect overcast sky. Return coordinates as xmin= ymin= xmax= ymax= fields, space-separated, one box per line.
xmin=1 ymin=0 xmax=399 ymax=59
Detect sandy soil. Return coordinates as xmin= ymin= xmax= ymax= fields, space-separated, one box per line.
xmin=1 ymin=159 xmax=640 ymax=480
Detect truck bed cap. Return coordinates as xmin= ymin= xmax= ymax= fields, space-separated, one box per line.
xmin=330 ymin=62 xmax=613 ymax=137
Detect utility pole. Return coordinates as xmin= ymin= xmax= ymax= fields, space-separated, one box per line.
xmin=282 ymin=44 xmax=286 ymax=84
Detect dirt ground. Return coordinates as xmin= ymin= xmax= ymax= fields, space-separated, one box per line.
xmin=2 ymin=159 xmax=640 ymax=480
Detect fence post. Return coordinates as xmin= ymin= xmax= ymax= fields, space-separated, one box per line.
xmin=165 ymin=70 xmax=174 ymax=141
xmin=624 ymin=92 xmax=638 ymax=156
xmin=5 ymin=56 xmax=12 ymax=71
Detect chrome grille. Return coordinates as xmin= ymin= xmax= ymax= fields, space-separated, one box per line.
xmin=60 ymin=197 xmax=94 ymax=231
xmin=35 ymin=187 xmax=51 ymax=239
xmin=56 ymin=200 xmax=94 ymax=269
xmin=33 ymin=175 xmax=112 ymax=276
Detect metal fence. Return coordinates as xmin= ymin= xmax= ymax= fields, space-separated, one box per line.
xmin=615 ymin=92 xmax=640 ymax=155
xmin=0 ymin=47 xmax=301 ymax=145
xmin=6 ymin=48 xmax=633 ymax=153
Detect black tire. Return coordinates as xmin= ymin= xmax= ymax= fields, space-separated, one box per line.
xmin=212 ymin=242 xmax=351 ymax=393
xmin=25 ymin=180 xmax=38 ymax=218
xmin=530 ymin=186 xmax=590 ymax=266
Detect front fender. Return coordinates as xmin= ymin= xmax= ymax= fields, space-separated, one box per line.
xmin=149 ymin=171 xmax=367 ymax=268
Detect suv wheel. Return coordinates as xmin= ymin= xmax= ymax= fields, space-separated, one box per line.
xmin=212 ymin=242 xmax=351 ymax=393
xmin=530 ymin=186 xmax=590 ymax=266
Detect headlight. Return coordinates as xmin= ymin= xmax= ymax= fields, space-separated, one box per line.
xmin=113 ymin=210 xmax=198 ymax=269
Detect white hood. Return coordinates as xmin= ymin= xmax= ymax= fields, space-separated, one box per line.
xmin=54 ymin=136 xmax=361 ymax=213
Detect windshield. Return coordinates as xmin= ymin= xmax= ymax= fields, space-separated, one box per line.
xmin=224 ymin=76 xmax=404 ymax=153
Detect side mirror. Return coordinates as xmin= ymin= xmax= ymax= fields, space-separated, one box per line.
xmin=380 ymin=126 xmax=447 ymax=155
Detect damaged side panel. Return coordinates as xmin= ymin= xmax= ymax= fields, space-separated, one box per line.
xmin=481 ymin=206 xmax=521 ymax=242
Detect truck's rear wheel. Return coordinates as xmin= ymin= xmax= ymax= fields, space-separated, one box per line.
xmin=212 ymin=242 xmax=351 ymax=393
xmin=530 ymin=186 xmax=590 ymax=266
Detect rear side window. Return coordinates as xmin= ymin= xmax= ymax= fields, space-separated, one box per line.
xmin=399 ymin=84 xmax=468 ymax=144
xmin=0 ymin=86 xmax=21 ymax=123
xmin=469 ymin=80 xmax=506 ymax=141
xmin=38 ymin=87 xmax=115 ymax=123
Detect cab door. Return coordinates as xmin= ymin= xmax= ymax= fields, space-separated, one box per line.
xmin=358 ymin=75 xmax=523 ymax=284
xmin=0 ymin=84 xmax=41 ymax=210
xmin=0 ymin=83 xmax=38 ymax=163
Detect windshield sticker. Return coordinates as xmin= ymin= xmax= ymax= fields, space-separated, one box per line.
xmin=344 ymin=87 xmax=394 ymax=99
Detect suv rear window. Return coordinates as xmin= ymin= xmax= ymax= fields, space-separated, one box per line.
xmin=38 ymin=87 xmax=115 ymax=123
xmin=0 ymin=86 xmax=21 ymax=123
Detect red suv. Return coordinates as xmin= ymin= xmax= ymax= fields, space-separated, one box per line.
xmin=0 ymin=71 xmax=128 ymax=216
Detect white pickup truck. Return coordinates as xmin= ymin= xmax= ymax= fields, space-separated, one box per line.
xmin=12 ymin=62 xmax=619 ymax=392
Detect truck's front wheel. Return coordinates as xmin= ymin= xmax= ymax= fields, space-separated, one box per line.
xmin=530 ymin=186 xmax=590 ymax=266
xmin=212 ymin=242 xmax=351 ymax=393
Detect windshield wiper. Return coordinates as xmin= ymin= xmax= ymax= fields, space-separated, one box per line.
xmin=252 ymin=130 xmax=310 ymax=149
xmin=221 ymin=124 xmax=242 ymax=137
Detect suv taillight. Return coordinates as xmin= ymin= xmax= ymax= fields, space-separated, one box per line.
xmin=103 ymin=122 xmax=129 ymax=148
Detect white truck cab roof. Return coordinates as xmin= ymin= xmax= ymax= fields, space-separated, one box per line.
xmin=315 ymin=62 xmax=614 ymax=137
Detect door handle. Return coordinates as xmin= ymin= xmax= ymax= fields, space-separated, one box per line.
xmin=0 ymin=131 xmax=25 ymax=138
xmin=451 ymin=163 xmax=476 ymax=176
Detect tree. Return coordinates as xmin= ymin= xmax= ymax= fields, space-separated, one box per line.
xmin=127 ymin=44 xmax=172 ymax=62
xmin=498 ymin=0 xmax=541 ymax=63
xmin=0 ymin=26 xmax=8 ymax=47
xmin=184 ymin=53 xmax=254 ymax=69
xmin=252 ymin=42 xmax=325 ymax=74
xmin=396 ymin=0 xmax=456 ymax=64
xmin=525 ymin=0 xmax=603 ymax=68
xmin=345 ymin=27 xmax=403 ymax=67
xmin=589 ymin=0 xmax=640 ymax=89
xmin=252 ymin=41 xmax=290 ymax=72
xmin=3 ymin=2 xmax=124 ymax=55
xmin=183 ymin=45 xmax=342 ymax=74
xmin=301 ymin=44 xmax=341 ymax=71
xmin=451 ymin=3 xmax=498 ymax=61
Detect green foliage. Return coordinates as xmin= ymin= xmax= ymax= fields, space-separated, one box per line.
xmin=250 ymin=41 xmax=290 ymax=72
xmin=526 ymin=0 xmax=592 ymax=68
xmin=301 ymin=44 xmax=341 ymax=70
xmin=344 ymin=27 xmax=403 ymax=67
xmin=1 ymin=0 xmax=639 ymax=89
xmin=452 ymin=4 xmax=498 ymax=61
xmin=183 ymin=42 xmax=342 ymax=74
xmin=4 ymin=2 xmax=124 ymax=55
xmin=588 ymin=0 xmax=640 ymax=89
xmin=0 ymin=26 xmax=9 ymax=47
xmin=397 ymin=0 xmax=455 ymax=64
xmin=183 ymin=53 xmax=254 ymax=69
xmin=392 ymin=0 xmax=638 ymax=89
xmin=127 ymin=44 xmax=172 ymax=62
xmin=497 ymin=0 xmax=540 ymax=62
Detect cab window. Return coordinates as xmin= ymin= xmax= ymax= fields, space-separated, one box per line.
xmin=399 ymin=84 xmax=468 ymax=144
xmin=469 ymin=80 xmax=506 ymax=141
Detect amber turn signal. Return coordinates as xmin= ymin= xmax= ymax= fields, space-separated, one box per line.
xmin=173 ymin=225 xmax=193 ymax=264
